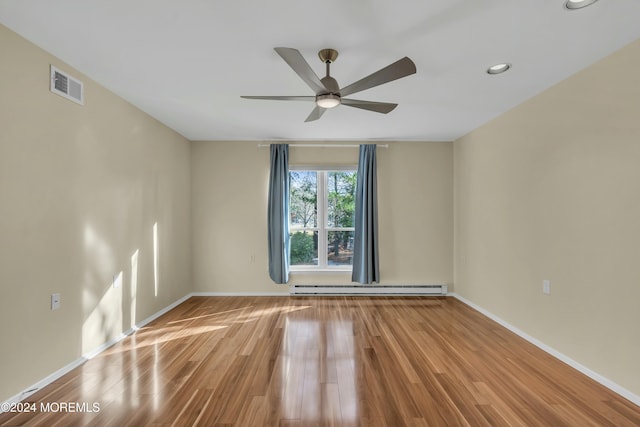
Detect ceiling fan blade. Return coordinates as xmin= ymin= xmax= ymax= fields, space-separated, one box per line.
xmin=339 ymin=57 xmax=416 ymax=97
xmin=341 ymin=99 xmax=398 ymax=114
xmin=304 ymin=106 xmax=326 ymax=122
xmin=274 ymin=47 xmax=328 ymax=95
xmin=241 ymin=96 xmax=314 ymax=101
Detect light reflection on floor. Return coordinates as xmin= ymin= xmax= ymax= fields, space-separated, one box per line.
xmin=281 ymin=315 xmax=357 ymax=424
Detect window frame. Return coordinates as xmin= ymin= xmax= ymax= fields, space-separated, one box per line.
xmin=289 ymin=165 xmax=357 ymax=272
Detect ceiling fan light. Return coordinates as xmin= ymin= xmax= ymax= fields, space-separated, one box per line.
xmin=564 ymin=0 xmax=598 ymax=10
xmin=316 ymin=94 xmax=341 ymax=109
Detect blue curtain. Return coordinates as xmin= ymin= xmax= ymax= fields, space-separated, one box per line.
xmin=268 ymin=144 xmax=290 ymax=284
xmin=352 ymin=144 xmax=380 ymax=284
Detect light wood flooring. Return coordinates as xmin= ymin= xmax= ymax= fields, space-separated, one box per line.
xmin=1 ymin=296 xmax=639 ymax=426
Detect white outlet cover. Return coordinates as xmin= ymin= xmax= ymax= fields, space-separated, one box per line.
xmin=543 ymin=280 xmax=551 ymax=295
xmin=51 ymin=293 xmax=61 ymax=310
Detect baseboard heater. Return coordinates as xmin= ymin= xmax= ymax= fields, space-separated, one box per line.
xmin=290 ymin=284 xmax=448 ymax=296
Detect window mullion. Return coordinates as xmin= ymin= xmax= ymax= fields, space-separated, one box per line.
xmin=318 ymin=171 xmax=328 ymax=268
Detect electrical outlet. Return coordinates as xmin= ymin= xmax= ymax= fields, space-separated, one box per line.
xmin=51 ymin=293 xmax=61 ymax=310
xmin=543 ymin=280 xmax=551 ymax=295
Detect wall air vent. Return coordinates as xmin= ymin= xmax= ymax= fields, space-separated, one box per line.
xmin=50 ymin=65 xmax=83 ymax=105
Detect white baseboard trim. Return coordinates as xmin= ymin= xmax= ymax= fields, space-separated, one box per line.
xmin=1 ymin=293 xmax=193 ymax=412
xmin=133 ymin=293 xmax=193 ymax=330
xmin=190 ymin=291 xmax=290 ymax=296
xmin=449 ymin=292 xmax=640 ymax=407
xmin=82 ymin=331 xmax=134 ymax=361
xmin=0 ymin=357 xmax=88 ymax=409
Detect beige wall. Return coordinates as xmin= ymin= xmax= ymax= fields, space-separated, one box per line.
xmin=454 ymin=39 xmax=640 ymax=396
xmin=0 ymin=25 xmax=191 ymax=401
xmin=191 ymin=141 xmax=453 ymax=292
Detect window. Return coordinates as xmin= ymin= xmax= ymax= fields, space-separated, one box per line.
xmin=289 ymin=168 xmax=357 ymax=270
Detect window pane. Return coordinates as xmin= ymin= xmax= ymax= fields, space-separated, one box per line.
xmin=290 ymin=231 xmax=318 ymax=265
xmin=327 ymin=231 xmax=354 ymax=266
xmin=290 ymin=171 xmax=317 ymax=228
xmin=327 ymin=171 xmax=356 ymax=228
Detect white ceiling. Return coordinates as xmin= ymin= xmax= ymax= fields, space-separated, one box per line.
xmin=1 ymin=1 xmax=640 ymax=142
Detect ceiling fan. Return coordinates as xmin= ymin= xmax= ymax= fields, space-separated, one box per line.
xmin=241 ymin=47 xmax=417 ymax=122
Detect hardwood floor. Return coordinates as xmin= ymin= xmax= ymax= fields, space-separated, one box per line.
xmin=1 ymin=296 xmax=639 ymax=426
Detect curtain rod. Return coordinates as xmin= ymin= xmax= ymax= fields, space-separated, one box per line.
xmin=257 ymin=143 xmax=388 ymax=148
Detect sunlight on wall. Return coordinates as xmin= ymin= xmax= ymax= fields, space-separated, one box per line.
xmin=81 ymin=283 xmax=123 ymax=354
xmin=82 ymin=223 xmax=122 ymax=354
xmin=130 ymin=249 xmax=139 ymax=329
xmin=83 ymin=223 xmax=116 ymax=284
xmin=113 ymin=271 xmax=123 ymax=289
xmin=153 ymin=222 xmax=159 ymax=297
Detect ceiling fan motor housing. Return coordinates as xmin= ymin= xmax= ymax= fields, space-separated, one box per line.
xmin=320 ymin=75 xmax=340 ymax=94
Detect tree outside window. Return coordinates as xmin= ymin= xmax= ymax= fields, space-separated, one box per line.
xmin=289 ymin=169 xmax=356 ymax=269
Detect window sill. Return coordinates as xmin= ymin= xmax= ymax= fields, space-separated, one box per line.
xmin=290 ymin=269 xmax=352 ymax=275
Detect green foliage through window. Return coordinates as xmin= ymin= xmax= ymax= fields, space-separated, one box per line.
xmin=290 ymin=231 xmax=316 ymax=265
xmin=289 ymin=169 xmax=356 ymax=268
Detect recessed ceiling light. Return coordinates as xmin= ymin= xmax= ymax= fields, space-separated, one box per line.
xmin=487 ymin=63 xmax=511 ymax=75
xmin=564 ymin=0 xmax=598 ymax=10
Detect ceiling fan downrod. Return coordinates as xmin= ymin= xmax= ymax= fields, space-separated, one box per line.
xmin=317 ymin=48 xmax=341 ymax=108
xmin=319 ymin=48 xmax=338 ymax=78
